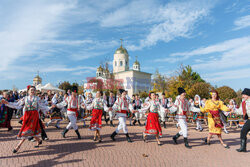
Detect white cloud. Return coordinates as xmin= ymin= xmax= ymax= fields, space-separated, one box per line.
xmin=155 ymin=36 xmax=250 ymax=64
xmin=127 ymin=0 xmax=216 ymax=50
xmin=233 ymin=15 xmax=250 ymax=30
xmin=0 ymin=0 xmax=76 ymax=71
xmin=204 ymin=68 xmax=250 ymax=82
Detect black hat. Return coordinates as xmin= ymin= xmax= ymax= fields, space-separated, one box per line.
xmin=178 ymin=87 xmax=186 ymax=95
xmin=72 ymin=86 xmax=78 ymax=93
xmin=119 ymin=89 xmax=125 ymax=94
xmin=242 ymin=88 xmax=250 ymax=96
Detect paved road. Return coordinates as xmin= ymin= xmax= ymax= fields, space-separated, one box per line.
xmin=0 ymin=118 xmax=249 ymax=167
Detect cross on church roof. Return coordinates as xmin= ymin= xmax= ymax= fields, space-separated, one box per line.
xmin=120 ymin=38 xmax=123 ymax=47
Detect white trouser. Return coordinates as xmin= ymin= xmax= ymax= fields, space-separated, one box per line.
xmin=109 ymin=110 xmax=115 ymax=121
xmin=66 ymin=112 xmax=78 ymax=130
xmin=135 ymin=112 xmax=142 ymax=121
xmin=160 ymin=111 xmax=166 ymax=122
xmin=196 ymin=120 xmax=202 ymax=130
xmin=177 ymin=118 xmax=188 ymax=138
xmin=48 ymin=119 xmax=62 ymax=126
xmin=116 ymin=116 xmax=128 ymax=134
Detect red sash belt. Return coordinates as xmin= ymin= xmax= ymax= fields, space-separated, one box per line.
xmin=68 ymin=108 xmax=78 ymax=117
xmin=210 ymin=110 xmax=223 ymax=128
xmin=117 ymin=110 xmax=127 ymax=114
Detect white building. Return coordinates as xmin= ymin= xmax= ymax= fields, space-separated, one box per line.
xmin=92 ymin=42 xmax=152 ymax=97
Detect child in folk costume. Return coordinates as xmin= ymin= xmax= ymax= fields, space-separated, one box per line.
xmin=200 ymin=90 xmax=232 ymax=149
xmin=159 ymin=93 xmax=168 ymax=128
xmin=56 ymin=86 xmax=84 ymax=139
xmin=2 ymin=86 xmax=50 ymax=153
xmin=190 ymin=95 xmax=203 ymax=132
xmin=233 ymin=88 xmax=250 ymax=152
xmin=106 ymin=91 xmax=116 ymax=127
xmin=87 ymin=91 xmax=108 ymax=142
xmin=110 ymin=89 xmax=133 ymax=143
xmin=139 ymin=92 xmax=168 ymax=145
xmin=169 ymin=87 xmax=192 ymax=149
xmin=132 ymin=94 xmax=143 ymax=126
xmin=46 ymin=93 xmax=62 ymax=129
xmin=227 ymin=99 xmax=238 ymax=128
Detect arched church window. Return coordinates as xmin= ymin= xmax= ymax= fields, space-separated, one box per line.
xmin=115 ymin=61 xmax=117 ymax=66
xmin=120 ymin=61 xmax=123 ymax=66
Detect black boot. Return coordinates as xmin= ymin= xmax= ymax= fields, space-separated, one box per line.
xmin=236 ymin=138 xmax=247 ymax=152
xmin=110 ymin=131 xmax=117 ymax=141
xmin=75 ymin=129 xmax=81 ymax=139
xmin=138 ymin=120 xmax=142 ymax=126
xmin=110 ymin=120 xmax=115 ymax=127
xmin=184 ymin=138 xmax=192 ymax=149
xmin=163 ymin=122 xmax=166 ymax=129
xmin=133 ymin=120 xmax=137 ymax=126
xmin=125 ymin=133 xmax=132 ymax=143
xmin=61 ymin=128 xmax=69 ymax=138
xmin=105 ymin=118 xmax=109 ymax=125
xmin=173 ymin=133 xmax=180 ymax=144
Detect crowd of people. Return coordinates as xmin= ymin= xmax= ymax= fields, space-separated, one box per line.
xmin=0 ymin=86 xmax=249 ymax=153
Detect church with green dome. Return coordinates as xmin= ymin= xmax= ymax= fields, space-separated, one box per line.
xmin=96 ymin=40 xmax=152 ymax=97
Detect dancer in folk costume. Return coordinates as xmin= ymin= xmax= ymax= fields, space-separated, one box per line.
xmin=2 ymin=86 xmax=50 ymax=153
xmin=233 ymin=88 xmax=250 ymax=152
xmin=46 ymin=93 xmax=63 ymax=129
xmin=169 ymin=87 xmax=192 ymax=149
xmin=110 ymin=89 xmax=133 ymax=143
xmin=87 ymin=91 xmax=108 ymax=142
xmin=0 ymin=91 xmax=13 ymax=131
xmin=56 ymin=86 xmax=84 ymax=139
xmin=85 ymin=93 xmax=94 ymax=117
xmin=159 ymin=93 xmax=169 ymax=128
xmin=140 ymin=92 xmax=168 ymax=145
xmin=190 ymin=95 xmax=204 ymax=132
xmin=227 ymin=99 xmax=238 ymax=128
xmin=200 ymin=90 xmax=232 ymax=149
xmin=106 ymin=91 xmax=116 ymax=127
xmin=132 ymin=94 xmax=143 ymax=126
xmin=167 ymin=97 xmax=176 ymax=123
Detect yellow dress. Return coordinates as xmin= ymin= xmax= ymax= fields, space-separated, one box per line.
xmin=200 ymin=99 xmax=229 ymax=135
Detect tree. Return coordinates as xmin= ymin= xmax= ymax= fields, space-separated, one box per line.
xmin=234 ymin=89 xmax=242 ymax=106
xmin=152 ymin=69 xmax=168 ymax=92
xmin=189 ymin=82 xmax=213 ymax=99
xmin=216 ymin=86 xmax=237 ymax=103
xmin=58 ymin=81 xmax=72 ymax=92
xmin=166 ymin=65 xmax=206 ymax=99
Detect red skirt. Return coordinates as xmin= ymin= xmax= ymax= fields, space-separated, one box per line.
xmin=18 ymin=110 xmax=41 ymax=139
xmin=89 ymin=109 xmax=103 ymax=131
xmin=144 ymin=112 xmax=162 ymax=136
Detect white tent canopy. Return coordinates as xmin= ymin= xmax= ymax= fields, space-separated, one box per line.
xmin=18 ymin=83 xmax=64 ymax=93
xmin=41 ymin=83 xmax=65 ymax=93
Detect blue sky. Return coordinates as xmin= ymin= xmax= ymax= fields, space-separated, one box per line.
xmin=0 ymin=0 xmax=250 ymax=91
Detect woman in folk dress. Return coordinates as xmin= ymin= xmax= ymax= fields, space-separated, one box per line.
xmin=87 ymin=91 xmax=108 ymax=142
xmin=200 ymin=90 xmax=232 ymax=148
xmin=2 ymin=86 xmax=50 ymax=153
xmin=139 ymin=92 xmax=168 ymax=146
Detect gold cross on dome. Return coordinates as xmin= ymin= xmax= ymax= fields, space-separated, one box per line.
xmin=120 ymin=38 xmax=123 ymax=46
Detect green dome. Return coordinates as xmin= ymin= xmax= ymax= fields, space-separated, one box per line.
xmin=115 ymin=45 xmax=128 ymax=54
xmin=134 ymin=60 xmax=140 ymax=65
